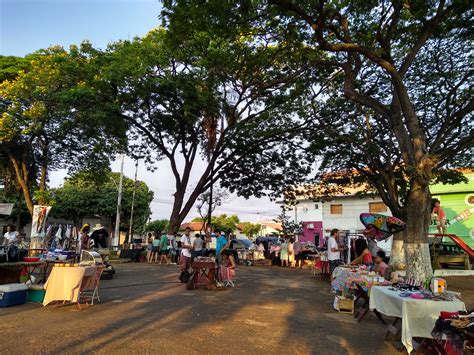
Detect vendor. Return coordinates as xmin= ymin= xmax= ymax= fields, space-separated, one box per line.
xmin=90 ymin=223 xmax=108 ymax=249
xmin=2 ymin=225 xmax=18 ymax=246
xmin=374 ymin=250 xmax=388 ymax=276
xmin=80 ymin=224 xmax=91 ymax=250
xmin=350 ymin=238 xmax=372 ymax=266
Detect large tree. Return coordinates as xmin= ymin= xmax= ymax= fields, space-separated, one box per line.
xmin=0 ymin=46 xmax=127 ymax=216
xmin=173 ymin=0 xmax=474 ymax=279
xmin=88 ymin=27 xmax=315 ymax=234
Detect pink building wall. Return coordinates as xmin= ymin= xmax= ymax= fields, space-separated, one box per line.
xmin=299 ymin=221 xmax=324 ymax=246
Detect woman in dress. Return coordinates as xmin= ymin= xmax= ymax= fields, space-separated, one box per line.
xmin=288 ymin=237 xmax=295 ymax=267
xmin=280 ymin=239 xmax=288 ymax=267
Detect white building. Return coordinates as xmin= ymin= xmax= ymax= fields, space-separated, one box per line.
xmin=284 ymin=189 xmax=393 ymax=253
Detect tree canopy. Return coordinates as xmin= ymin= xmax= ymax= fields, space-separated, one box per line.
xmin=50 ymin=171 xmax=154 ymax=233
xmin=0 ymin=46 xmax=127 ymax=216
xmin=163 ymin=0 xmax=474 ymax=279
xmin=83 ymin=27 xmax=315 ymax=233
xmin=192 ymin=214 xmax=240 ymax=233
xmin=144 ymin=219 xmax=169 ymax=236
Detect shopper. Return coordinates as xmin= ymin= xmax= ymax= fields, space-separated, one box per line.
xmin=327 ymin=229 xmax=342 ymax=274
xmin=79 ymin=224 xmax=91 ymax=251
xmin=192 ymin=233 xmax=204 ymax=259
xmin=151 ymin=234 xmax=161 ymax=263
xmin=146 ymin=233 xmax=154 ymax=263
xmin=159 ymin=233 xmax=169 ymax=265
xmin=179 ymin=227 xmax=193 ymax=279
xmin=288 ymin=237 xmax=295 ymax=267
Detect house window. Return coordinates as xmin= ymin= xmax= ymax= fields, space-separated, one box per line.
xmin=315 ymin=204 xmax=319 ymax=210
xmin=330 ymin=204 xmax=343 ymax=214
xmin=369 ymin=202 xmax=387 ymax=213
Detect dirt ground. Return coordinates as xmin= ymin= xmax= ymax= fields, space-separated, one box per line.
xmin=0 ymin=263 xmax=472 ymax=354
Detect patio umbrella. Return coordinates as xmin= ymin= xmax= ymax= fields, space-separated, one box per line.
xmin=359 ymin=213 xmax=406 ymax=241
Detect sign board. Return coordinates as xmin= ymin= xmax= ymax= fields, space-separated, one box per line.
xmin=30 ymin=205 xmax=52 ymax=239
xmin=0 ymin=203 xmax=14 ymax=215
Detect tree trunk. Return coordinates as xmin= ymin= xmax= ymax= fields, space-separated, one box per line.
xmin=167 ymin=189 xmax=185 ymax=234
xmin=9 ymin=156 xmax=34 ymax=216
xmin=401 ymin=177 xmax=433 ymax=281
xmin=389 ymin=234 xmax=405 ymax=268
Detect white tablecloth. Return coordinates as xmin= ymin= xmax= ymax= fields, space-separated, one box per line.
xmin=43 ymin=266 xmax=97 ymax=306
xmin=369 ymin=286 xmax=466 ymax=353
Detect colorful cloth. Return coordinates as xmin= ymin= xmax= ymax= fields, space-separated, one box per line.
xmin=360 ymin=213 xmax=406 ymax=241
xmin=331 ymin=267 xmax=364 ymax=292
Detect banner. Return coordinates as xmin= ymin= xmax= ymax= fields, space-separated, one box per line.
xmin=0 ymin=203 xmax=14 ymax=215
xmin=30 ymin=205 xmax=52 ymax=239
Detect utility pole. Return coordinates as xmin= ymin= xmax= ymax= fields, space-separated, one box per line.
xmin=207 ymin=174 xmax=213 ymax=233
xmin=128 ymin=159 xmax=139 ymax=245
xmin=114 ymin=155 xmax=124 ymax=248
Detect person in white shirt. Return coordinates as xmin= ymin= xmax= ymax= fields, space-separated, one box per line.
xmin=3 ymin=225 xmax=18 ymax=246
xmin=327 ymin=228 xmax=342 ymax=274
xmin=180 ymin=227 xmax=193 ymax=276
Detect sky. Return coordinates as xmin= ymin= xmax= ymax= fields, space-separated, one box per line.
xmin=0 ymin=0 xmax=281 ymax=222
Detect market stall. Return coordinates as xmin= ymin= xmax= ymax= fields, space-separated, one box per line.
xmin=187 ymin=257 xmax=217 ymax=290
xmin=369 ymin=285 xmax=466 ymax=353
xmin=43 ymin=251 xmax=104 ymax=308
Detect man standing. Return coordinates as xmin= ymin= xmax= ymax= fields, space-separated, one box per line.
xmin=327 ymin=229 xmax=342 ymax=274
xmin=215 ymin=230 xmax=228 ymax=266
xmin=90 ymin=224 xmax=108 ymax=249
xmin=2 ymin=225 xmax=18 ymax=246
xmin=179 ymin=227 xmax=193 ymax=282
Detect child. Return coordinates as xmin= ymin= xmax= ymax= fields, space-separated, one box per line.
xmin=219 ymin=251 xmax=236 ymax=287
xmin=431 ymin=199 xmax=447 ymax=234
xmin=374 ymin=250 xmax=389 ymax=277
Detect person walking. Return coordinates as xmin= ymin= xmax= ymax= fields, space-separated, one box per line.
xmin=327 ymin=229 xmax=342 ymax=274
xmin=159 ymin=233 xmax=170 ymax=265
xmin=79 ymin=224 xmax=91 ymax=251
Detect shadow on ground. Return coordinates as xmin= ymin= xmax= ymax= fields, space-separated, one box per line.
xmin=4 ymin=263 xmax=470 ymax=354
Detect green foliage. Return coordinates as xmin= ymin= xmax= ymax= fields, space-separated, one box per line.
xmin=50 ymin=170 xmax=154 ymax=232
xmin=240 ymin=222 xmax=261 ymax=238
xmin=1 ymin=46 xmax=127 ymax=215
xmin=274 ymin=205 xmax=301 ymax=236
xmin=0 ymin=55 xmax=32 ymax=82
xmin=144 ymin=220 xmax=169 ymax=236
xmin=193 ymin=214 xmax=240 ymax=233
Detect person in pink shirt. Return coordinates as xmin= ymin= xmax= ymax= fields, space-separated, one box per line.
xmin=431 ymin=199 xmax=447 ymax=234
xmin=374 ymin=250 xmax=388 ymax=277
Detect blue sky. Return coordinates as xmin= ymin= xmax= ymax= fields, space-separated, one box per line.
xmin=1 ymin=0 xmax=161 ymax=56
